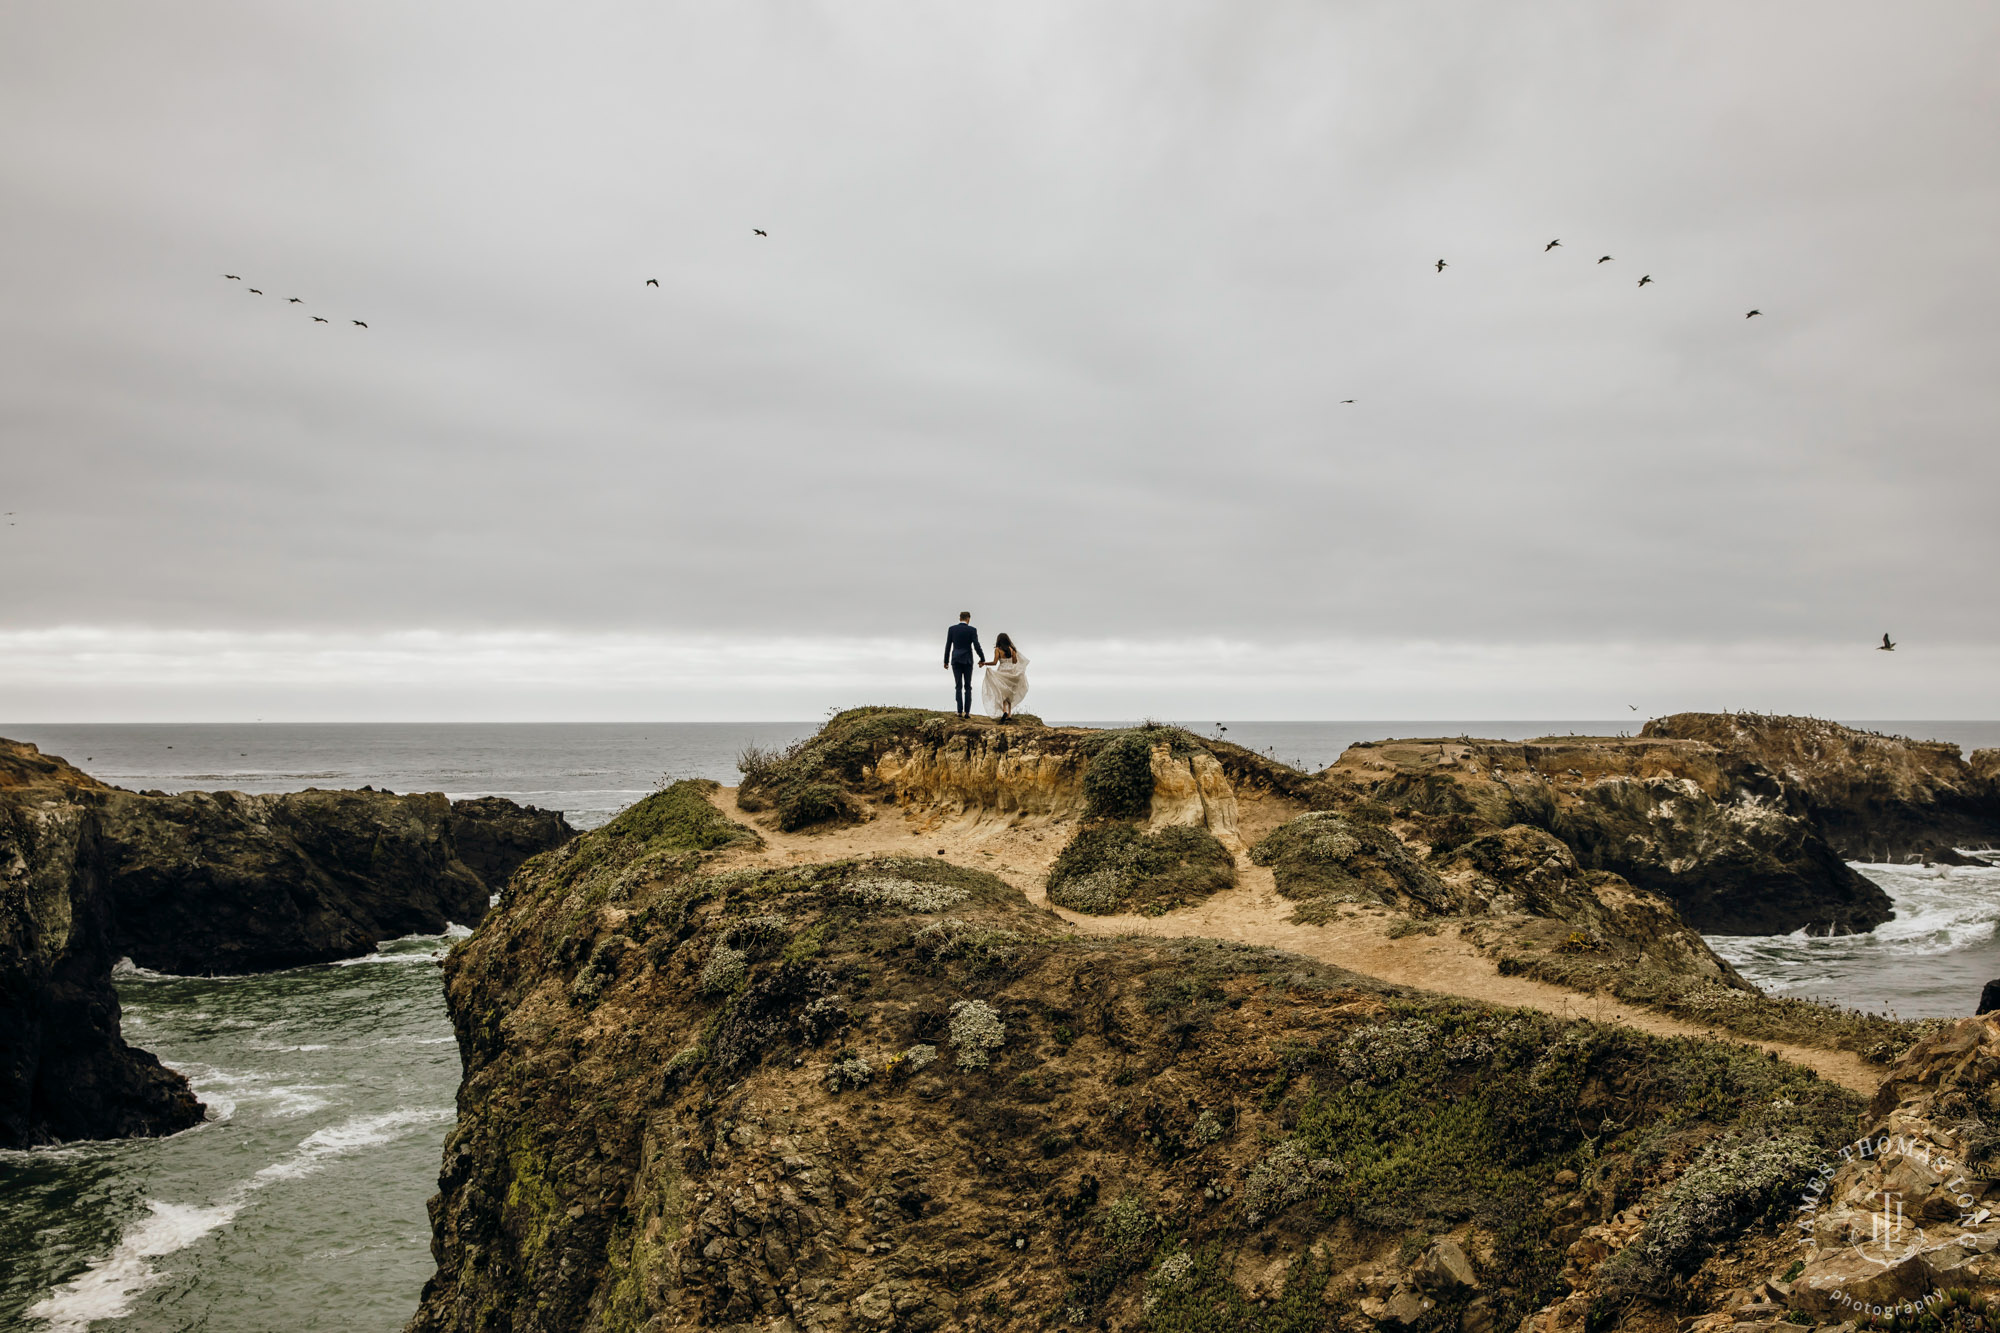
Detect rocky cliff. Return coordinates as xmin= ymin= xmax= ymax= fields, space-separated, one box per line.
xmin=1644 ymin=713 xmax=2000 ymax=862
xmin=3 ymin=733 xmax=574 ymax=1145
xmin=737 ymin=710 xmax=1239 ymax=846
xmin=1324 ymin=733 xmax=1891 ymax=935
xmin=99 ymin=784 xmax=572 ymax=976
xmin=0 ymin=740 xmax=202 ymax=1147
xmin=411 ymin=779 xmax=1880 ymax=1333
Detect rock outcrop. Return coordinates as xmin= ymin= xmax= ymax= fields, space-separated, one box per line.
xmin=96 ymin=780 xmax=570 ymax=976
xmin=447 ymin=796 xmax=578 ymax=894
xmin=1644 ymin=713 xmax=2000 ymax=862
xmin=1325 ymin=734 xmax=1892 ymax=935
xmin=412 ymin=779 xmax=1876 ymax=1333
xmin=737 ymin=710 xmax=1240 ymax=845
xmin=0 ymin=740 xmax=202 ymax=1147
xmin=99 ymin=786 xmax=498 ymax=975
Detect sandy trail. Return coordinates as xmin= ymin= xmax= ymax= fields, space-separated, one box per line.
xmin=706 ymin=787 xmax=1882 ymax=1095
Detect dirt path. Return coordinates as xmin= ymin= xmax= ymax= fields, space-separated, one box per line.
xmin=706 ymin=788 xmax=1882 ymax=1096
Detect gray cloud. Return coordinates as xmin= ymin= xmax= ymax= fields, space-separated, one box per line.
xmin=1 ymin=1 xmax=1995 ymax=713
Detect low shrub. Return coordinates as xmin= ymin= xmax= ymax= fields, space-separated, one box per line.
xmin=1597 ymin=1131 xmax=1827 ymax=1298
xmin=1250 ymin=811 xmax=1454 ymax=921
xmin=1046 ymin=822 xmax=1236 ymax=916
xmin=1083 ymin=733 xmax=1159 ymax=820
xmin=948 ymin=998 xmax=1006 ymax=1069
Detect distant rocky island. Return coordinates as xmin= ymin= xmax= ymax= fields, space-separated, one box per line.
xmin=0 ymin=737 xmax=574 ymax=1147
xmin=398 ymin=708 xmax=2000 ymax=1332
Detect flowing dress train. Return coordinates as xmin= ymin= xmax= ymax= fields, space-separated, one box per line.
xmin=982 ymin=655 xmax=1029 ymax=718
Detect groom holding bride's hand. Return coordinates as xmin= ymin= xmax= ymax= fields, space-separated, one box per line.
xmin=943 ymin=611 xmax=984 ymax=718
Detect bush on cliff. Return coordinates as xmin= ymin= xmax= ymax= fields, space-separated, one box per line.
xmin=1046 ymin=822 xmax=1235 ymax=915
xmin=1250 ymin=811 xmax=1454 ymax=921
xmin=735 ymin=707 xmax=959 ymax=830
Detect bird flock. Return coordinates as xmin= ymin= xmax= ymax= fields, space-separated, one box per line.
xmin=1436 ymin=239 xmax=1763 ymax=319
xmin=197 ymin=229 xmax=1900 ymax=656
xmin=220 ymin=274 xmax=367 ymax=328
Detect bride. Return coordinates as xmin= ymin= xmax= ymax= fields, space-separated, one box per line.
xmin=981 ymin=633 xmax=1029 ymax=721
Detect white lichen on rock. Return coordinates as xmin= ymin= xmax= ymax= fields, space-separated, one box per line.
xmin=947 ymin=999 xmax=1006 ymax=1068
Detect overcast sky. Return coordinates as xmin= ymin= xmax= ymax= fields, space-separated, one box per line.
xmin=2 ymin=1 xmax=1996 ymax=720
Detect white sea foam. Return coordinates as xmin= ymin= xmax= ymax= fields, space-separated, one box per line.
xmin=23 ymin=1107 xmax=452 ymax=1329
xmin=1707 ymin=861 xmax=2000 ymax=999
xmin=25 ymin=1199 xmax=242 ymax=1331
xmin=253 ymin=1106 xmax=453 ymax=1182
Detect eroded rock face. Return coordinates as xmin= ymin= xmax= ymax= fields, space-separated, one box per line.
xmin=99 ymin=787 xmax=493 ymax=975
xmin=1644 ymin=714 xmax=2000 ymax=863
xmin=446 ymin=796 xmax=577 ymax=893
xmin=0 ymin=740 xmax=202 ymax=1146
xmin=1327 ymin=734 xmax=1891 ymax=935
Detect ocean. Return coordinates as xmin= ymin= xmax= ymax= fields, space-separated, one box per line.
xmin=2 ymin=718 xmax=1995 ymax=1332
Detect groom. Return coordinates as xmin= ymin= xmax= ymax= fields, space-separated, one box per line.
xmin=943 ymin=612 xmax=985 ymax=718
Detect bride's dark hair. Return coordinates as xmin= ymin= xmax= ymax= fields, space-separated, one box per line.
xmin=993 ymin=632 xmax=1018 ymax=660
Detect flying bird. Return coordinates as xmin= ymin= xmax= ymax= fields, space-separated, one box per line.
xmin=223 ymin=274 xmax=241 ymax=280
xmin=645 ymin=278 xmax=658 ymax=287
xmin=247 ymin=288 xmax=262 ymax=294
xmin=1544 ymin=239 xmax=1561 ymax=251
xmin=1745 ymin=309 xmax=1762 ymax=318
xmin=1629 ymin=705 xmax=1638 ymax=711
xmin=352 ymin=320 xmax=367 ymax=328
xmin=311 ymin=316 xmax=328 ymax=323
xmin=1637 ymin=275 xmax=1653 ymax=287
xmin=287 ymin=297 xmax=303 ymax=303
xmin=1596 ymin=255 xmax=1613 ymax=263
xmin=1435 ymin=259 xmax=1447 ymax=272
xmin=752 ymin=229 xmax=768 ymax=237
xmin=1340 ymin=399 xmax=1355 ymax=404
xmin=1878 ymin=633 xmax=1896 ymax=652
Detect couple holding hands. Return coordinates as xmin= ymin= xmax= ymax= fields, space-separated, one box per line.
xmin=942 ymin=612 xmax=1029 ymax=721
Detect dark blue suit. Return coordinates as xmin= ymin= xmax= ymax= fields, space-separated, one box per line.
xmin=944 ymin=623 xmax=984 ymax=717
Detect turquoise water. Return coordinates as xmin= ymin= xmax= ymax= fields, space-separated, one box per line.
xmin=1 ymin=720 xmax=1993 ymax=1331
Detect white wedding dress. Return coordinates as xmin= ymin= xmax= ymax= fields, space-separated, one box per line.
xmin=982 ymin=654 xmax=1030 ymax=718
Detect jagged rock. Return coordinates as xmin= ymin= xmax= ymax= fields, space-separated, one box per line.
xmin=445 ymin=796 xmax=576 ymax=893
xmin=1790 ymin=1250 xmax=1930 ymax=1319
xmin=1643 ymin=714 xmax=2000 ymax=863
xmin=1416 ymin=1238 xmax=1478 ymax=1290
xmin=1439 ymin=825 xmax=1750 ymax=991
xmin=1327 ymin=732 xmax=1890 ymax=934
xmin=97 ymin=786 xmax=493 ymax=974
xmin=0 ymin=739 xmax=203 ymax=1146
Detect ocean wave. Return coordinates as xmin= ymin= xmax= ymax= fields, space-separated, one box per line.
xmin=1708 ymin=862 xmax=2000 ymax=997
xmin=25 ymin=1199 xmax=242 ymax=1332
xmin=23 ymin=1106 xmax=453 ymax=1329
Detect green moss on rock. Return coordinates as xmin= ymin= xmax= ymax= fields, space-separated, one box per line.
xmin=1250 ymin=810 xmax=1454 ymax=921
xmin=1047 ymin=822 xmax=1236 ymax=915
